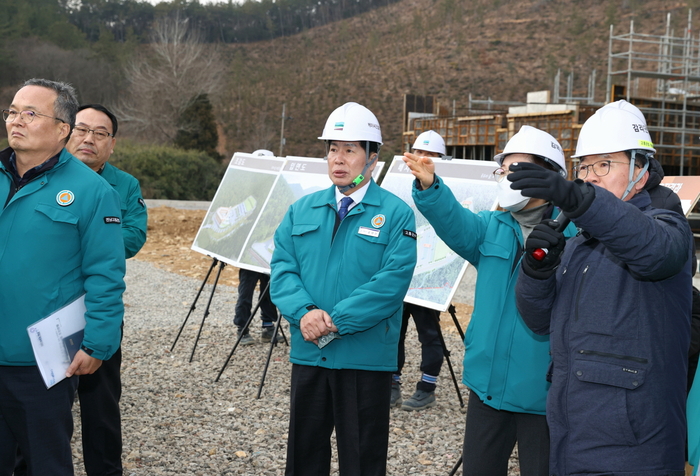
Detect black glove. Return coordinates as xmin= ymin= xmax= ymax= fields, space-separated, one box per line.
xmin=522 ymin=219 xmax=566 ymax=280
xmin=508 ymin=162 xmax=593 ymax=216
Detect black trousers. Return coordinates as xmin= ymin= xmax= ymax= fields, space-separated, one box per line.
xmin=14 ymin=350 xmax=123 ymax=476
xmin=286 ymin=365 xmax=392 ymax=476
xmin=397 ymin=303 xmax=443 ymax=390
xmin=462 ymin=391 xmax=550 ymax=476
xmin=234 ymin=269 xmax=277 ymax=328
xmin=78 ymin=346 xmax=123 ymax=476
xmin=0 ymin=366 xmax=78 ymax=476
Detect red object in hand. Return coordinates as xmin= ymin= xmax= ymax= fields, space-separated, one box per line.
xmin=532 ymin=248 xmax=547 ymax=261
xmin=530 ymin=212 xmax=570 ymax=262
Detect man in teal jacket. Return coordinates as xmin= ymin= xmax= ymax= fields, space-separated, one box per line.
xmin=0 ymin=79 xmax=125 ymax=475
xmin=67 ymin=104 xmax=146 ymax=476
xmin=270 ymin=102 xmax=417 ymax=476
xmin=403 ymin=125 xmax=576 ymax=476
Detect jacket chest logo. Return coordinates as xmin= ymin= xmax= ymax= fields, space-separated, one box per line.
xmin=371 ymin=214 xmax=385 ymax=228
xmin=56 ymin=190 xmax=75 ymax=206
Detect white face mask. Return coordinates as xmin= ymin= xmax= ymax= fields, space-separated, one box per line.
xmin=497 ymin=179 xmax=529 ymax=212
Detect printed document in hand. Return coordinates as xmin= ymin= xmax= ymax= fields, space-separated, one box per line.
xmin=27 ymin=294 xmax=86 ymax=388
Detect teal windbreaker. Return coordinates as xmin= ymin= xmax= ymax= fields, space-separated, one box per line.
xmin=100 ymin=162 xmax=147 ymax=258
xmin=413 ymin=175 xmax=576 ymax=414
xmin=0 ymin=147 xmax=125 ymax=365
xmin=270 ymin=180 xmax=417 ymax=371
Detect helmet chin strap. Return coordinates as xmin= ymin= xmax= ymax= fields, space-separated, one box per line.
xmin=621 ymin=150 xmax=650 ymax=201
xmin=337 ymin=141 xmax=379 ymax=194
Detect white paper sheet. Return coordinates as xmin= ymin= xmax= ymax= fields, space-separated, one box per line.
xmin=27 ymin=294 xmax=86 ymax=388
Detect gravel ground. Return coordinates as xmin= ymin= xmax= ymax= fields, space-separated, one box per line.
xmin=69 ymin=259 xmax=520 ymax=476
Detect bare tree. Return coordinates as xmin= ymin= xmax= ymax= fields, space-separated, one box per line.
xmin=248 ymin=109 xmax=278 ymax=153
xmin=116 ymin=13 xmax=225 ymax=143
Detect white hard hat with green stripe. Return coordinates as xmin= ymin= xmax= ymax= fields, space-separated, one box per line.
xmin=573 ymin=100 xmax=655 ymax=200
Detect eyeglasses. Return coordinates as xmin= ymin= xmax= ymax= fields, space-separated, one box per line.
xmin=493 ymin=167 xmax=512 ymax=183
xmin=574 ymin=160 xmax=630 ymax=179
xmin=2 ymin=109 xmax=65 ymax=124
xmin=72 ymin=126 xmax=114 ymax=141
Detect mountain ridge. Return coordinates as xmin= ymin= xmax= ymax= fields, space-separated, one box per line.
xmin=220 ymin=0 xmax=693 ymax=160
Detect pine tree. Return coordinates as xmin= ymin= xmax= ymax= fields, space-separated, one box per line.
xmin=174 ymin=93 xmax=221 ymax=160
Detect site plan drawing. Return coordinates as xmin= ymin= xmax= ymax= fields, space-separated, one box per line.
xmin=192 ymin=153 xmax=285 ymax=266
xmin=238 ymin=157 xmax=332 ymax=272
xmin=192 ymin=154 xmax=385 ymax=272
xmin=381 ymin=157 xmax=499 ymax=311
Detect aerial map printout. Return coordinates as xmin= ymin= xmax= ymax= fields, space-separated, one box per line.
xmin=381 ymin=157 xmax=499 ymax=311
xmin=192 ymin=153 xmax=385 ymax=273
xmin=191 ymin=153 xmax=285 ymax=266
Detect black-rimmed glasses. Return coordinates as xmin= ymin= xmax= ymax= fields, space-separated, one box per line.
xmin=574 ymin=160 xmax=629 ymax=179
xmin=72 ymin=126 xmax=114 ymax=140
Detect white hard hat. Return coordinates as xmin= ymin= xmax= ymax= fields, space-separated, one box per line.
xmin=572 ymin=100 xmax=655 ymax=158
xmin=412 ymin=130 xmax=446 ymax=156
xmin=252 ymin=149 xmax=274 ymax=156
xmin=494 ymin=125 xmax=567 ymax=178
xmin=600 ymin=99 xmax=647 ymax=124
xmin=318 ymin=102 xmax=382 ymax=145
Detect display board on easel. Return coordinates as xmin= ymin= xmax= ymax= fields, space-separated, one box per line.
xmin=191 ymin=153 xmax=286 ymax=267
xmin=238 ymin=157 xmax=332 ymax=272
xmin=380 ymin=156 xmax=499 ymax=312
xmin=191 ymin=153 xmax=385 ymax=272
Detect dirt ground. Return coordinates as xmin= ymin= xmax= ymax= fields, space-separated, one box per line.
xmin=135 ymin=206 xmax=473 ymax=333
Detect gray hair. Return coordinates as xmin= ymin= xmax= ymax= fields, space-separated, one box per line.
xmin=22 ymin=78 xmax=78 ymax=128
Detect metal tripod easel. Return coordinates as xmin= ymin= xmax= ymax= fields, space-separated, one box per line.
xmin=169 ymin=258 xmax=227 ymax=362
xmin=445 ymin=303 xmax=468 ymax=476
xmin=170 ymin=260 xmax=288 ymax=398
xmin=432 ymin=303 xmax=466 ymax=409
xmin=215 ymin=280 xmax=288 ymax=399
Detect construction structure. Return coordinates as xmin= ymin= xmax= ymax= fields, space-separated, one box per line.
xmin=402 ymin=92 xmax=594 ymax=177
xmin=607 ymin=11 xmax=700 ymax=176
xmin=403 ymin=10 xmax=700 ymax=177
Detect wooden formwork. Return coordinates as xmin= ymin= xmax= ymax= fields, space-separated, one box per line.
xmin=455 ymin=115 xmax=503 ymax=146
xmin=404 ymin=108 xmax=589 ymax=173
xmin=404 ymin=114 xmax=506 ymax=159
xmin=403 ymin=89 xmax=700 ymax=175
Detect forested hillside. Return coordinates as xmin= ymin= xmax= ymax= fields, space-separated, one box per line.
xmin=1 ymin=0 xmax=697 ymax=163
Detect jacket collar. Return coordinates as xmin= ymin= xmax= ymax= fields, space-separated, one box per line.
xmin=629 ymin=189 xmax=651 ymax=210
xmin=0 ymin=146 xmax=67 ymax=185
xmin=0 ymin=146 xmax=72 ymax=170
xmin=315 ymin=179 xmax=381 ymax=209
xmin=98 ymin=162 xmax=118 ymax=187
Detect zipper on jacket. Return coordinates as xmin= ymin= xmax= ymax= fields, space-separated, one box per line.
xmin=573 ymin=265 xmax=588 ymax=321
xmin=4 ymin=183 xmax=23 ymax=209
xmin=578 ymin=349 xmax=648 ymax=364
xmin=1 ymin=169 xmax=14 ymax=209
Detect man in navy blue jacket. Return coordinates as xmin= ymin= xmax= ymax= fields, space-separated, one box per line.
xmin=509 ymin=100 xmax=694 ymax=476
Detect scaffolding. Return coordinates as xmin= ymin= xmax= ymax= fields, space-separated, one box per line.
xmin=553 ymin=69 xmax=600 ymax=105
xmin=467 ymin=93 xmax=525 ymax=114
xmin=607 ymin=11 xmax=700 ymax=175
xmin=401 ymin=11 xmax=700 ymax=177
